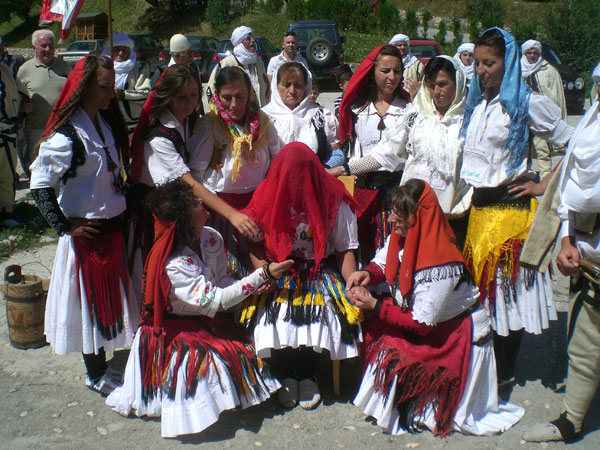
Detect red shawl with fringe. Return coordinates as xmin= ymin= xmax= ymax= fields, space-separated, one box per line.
xmin=241 ymin=143 xmax=357 ymax=273
xmin=363 ymin=181 xmax=472 ymax=437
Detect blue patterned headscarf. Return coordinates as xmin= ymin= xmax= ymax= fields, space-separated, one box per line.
xmin=459 ymin=27 xmax=532 ymax=177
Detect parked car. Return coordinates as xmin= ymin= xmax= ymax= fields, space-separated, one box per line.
xmin=287 ymin=20 xmax=346 ymax=78
xmin=408 ymin=39 xmax=444 ymax=66
xmin=518 ymin=42 xmax=586 ymax=115
xmin=210 ymin=37 xmax=277 ymax=72
xmin=159 ymin=35 xmax=220 ymax=81
xmin=128 ymin=34 xmax=163 ymax=71
xmin=57 ymin=39 xmax=105 ymax=66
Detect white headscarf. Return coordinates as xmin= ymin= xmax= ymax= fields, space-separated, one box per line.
xmin=389 ymin=33 xmax=419 ymax=69
xmin=262 ymin=63 xmax=317 ymax=139
xmin=231 ymin=26 xmax=257 ymax=66
xmin=592 ymin=61 xmax=600 ymax=86
xmin=103 ymin=33 xmax=136 ymax=90
xmin=453 ymin=43 xmax=474 ymax=80
xmin=559 ymin=100 xmax=600 ymax=213
xmin=520 ymin=40 xmax=544 ymax=78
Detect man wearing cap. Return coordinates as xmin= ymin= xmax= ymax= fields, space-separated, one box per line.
xmin=388 ymin=34 xmax=424 ymax=82
xmin=267 ymin=31 xmax=307 ymax=83
xmin=17 ymin=29 xmax=71 ymax=173
xmin=104 ymin=33 xmax=152 ymax=126
xmin=207 ymin=26 xmax=269 ymax=106
xmin=0 ymin=36 xmax=24 ymax=78
xmin=521 ymin=39 xmax=567 ymax=179
xmin=152 ymin=34 xmax=202 ymax=97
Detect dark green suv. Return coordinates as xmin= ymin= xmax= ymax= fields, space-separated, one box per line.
xmin=287 ymin=20 xmax=346 ymax=78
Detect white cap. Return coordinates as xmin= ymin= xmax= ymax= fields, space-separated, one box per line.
xmin=170 ymin=34 xmax=190 ymax=53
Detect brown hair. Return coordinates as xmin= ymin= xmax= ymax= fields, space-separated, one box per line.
xmin=357 ymin=45 xmax=404 ymax=108
xmin=149 ymin=64 xmax=199 ymax=130
xmin=387 ymin=179 xmax=425 ymax=218
xmin=475 ymin=28 xmax=505 ymax=58
xmin=277 ymin=61 xmax=309 ymax=85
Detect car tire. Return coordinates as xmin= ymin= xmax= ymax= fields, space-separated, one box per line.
xmin=306 ymin=37 xmax=335 ymax=68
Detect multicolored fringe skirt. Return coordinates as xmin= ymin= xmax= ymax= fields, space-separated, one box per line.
xmin=239 ymin=258 xmax=362 ymax=359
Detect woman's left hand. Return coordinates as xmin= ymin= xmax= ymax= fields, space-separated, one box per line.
xmin=256 ymin=280 xmax=276 ymax=294
xmin=327 ymin=166 xmax=345 ymax=177
xmin=348 ymin=286 xmax=377 ymax=310
xmin=508 ymin=179 xmax=545 ymax=198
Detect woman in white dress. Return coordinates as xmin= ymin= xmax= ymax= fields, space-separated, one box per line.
xmin=460 ymin=28 xmax=573 ymax=386
xmin=107 ymin=180 xmax=292 ymax=438
xmin=263 ymin=61 xmax=343 ymax=167
xmin=348 ymin=179 xmax=524 ymax=436
xmin=238 ymin=143 xmax=362 ymax=410
xmin=331 ymin=45 xmax=411 ymax=264
xmin=30 ymin=55 xmax=136 ymax=395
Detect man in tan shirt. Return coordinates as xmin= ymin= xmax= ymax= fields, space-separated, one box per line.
xmin=17 ymin=30 xmax=71 ymax=174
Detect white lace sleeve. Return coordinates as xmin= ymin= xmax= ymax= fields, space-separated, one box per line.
xmin=145 ymin=136 xmax=190 ymax=186
xmin=330 ymin=202 xmax=359 ymax=252
xmin=29 ymin=132 xmax=74 ymax=189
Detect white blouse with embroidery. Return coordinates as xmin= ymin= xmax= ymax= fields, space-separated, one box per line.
xmin=30 ymin=107 xmax=126 ymax=219
xmin=166 ymin=227 xmax=268 ymax=317
xmin=140 ymin=110 xmax=204 ymax=187
xmin=461 ymin=92 xmax=573 ymax=188
xmin=348 ymin=97 xmax=408 ymax=172
xmin=267 ymin=107 xmax=338 ymax=153
xmin=371 ymin=235 xmax=482 ymax=328
xmin=193 ymin=115 xmax=280 ymax=194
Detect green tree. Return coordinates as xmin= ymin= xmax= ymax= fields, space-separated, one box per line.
xmin=205 ymin=0 xmax=230 ymax=34
xmin=451 ymin=16 xmax=463 ymax=48
xmin=377 ymin=2 xmax=400 ymax=35
xmin=421 ymin=10 xmax=432 ymax=38
xmin=464 ymin=0 xmax=506 ymax=41
xmin=404 ymin=9 xmax=419 ymax=38
xmin=263 ymin=0 xmax=283 ymax=14
xmin=286 ymin=0 xmax=305 ymax=21
xmin=0 ymin=0 xmax=35 ymax=21
xmin=434 ymin=19 xmax=448 ymax=46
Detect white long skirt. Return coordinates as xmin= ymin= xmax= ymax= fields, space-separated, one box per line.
xmin=354 ymin=309 xmax=524 ymax=436
xmin=44 ymin=235 xmax=139 ymax=355
xmin=252 ymin=299 xmax=361 ymax=360
xmin=107 ymin=331 xmax=280 ymax=438
xmin=489 ymin=267 xmax=556 ymax=336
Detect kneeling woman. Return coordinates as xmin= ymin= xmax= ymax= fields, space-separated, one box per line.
xmin=107 ymin=180 xmax=291 ymax=438
xmin=349 ymin=180 xmax=524 ymax=436
xmin=239 ymin=143 xmax=362 ymax=410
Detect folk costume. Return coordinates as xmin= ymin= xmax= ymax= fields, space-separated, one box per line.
xmin=354 ymin=182 xmax=524 ymax=436
xmin=239 ymin=144 xmax=362 ymax=368
xmin=263 ymin=65 xmax=343 ymax=167
xmin=338 ymin=45 xmax=410 ymax=264
xmin=29 ymin=57 xmax=137 ymax=390
xmin=388 ymin=34 xmax=424 ymax=81
xmin=107 ymin=221 xmax=279 ymax=438
xmin=453 ymin=43 xmax=475 ymax=88
xmin=459 ymin=28 xmax=573 ymax=383
xmin=193 ymin=86 xmax=279 ymax=275
xmin=521 ymin=39 xmax=567 ymax=178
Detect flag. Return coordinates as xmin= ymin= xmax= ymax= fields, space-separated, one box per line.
xmin=40 ymin=0 xmax=86 ymax=40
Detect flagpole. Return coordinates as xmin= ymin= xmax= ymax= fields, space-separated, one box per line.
xmin=107 ymin=0 xmax=113 ymax=55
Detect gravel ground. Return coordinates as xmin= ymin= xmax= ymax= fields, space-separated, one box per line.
xmin=0 ymin=94 xmax=598 ymax=449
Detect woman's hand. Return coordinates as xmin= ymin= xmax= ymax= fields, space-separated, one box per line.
xmin=256 ymin=280 xmax=276 ymax=294
xmin=326 ymin=166 xmax=345 ymax=177
xmin=67 ymin=219 xmax=101 ymax=238
xmin=403 ymin=77 xmax=420 ymax=100
xmin=348 ymin=286 xmax=377 ymax=310
xmin=508 ymin=179 xmax=545 ymax=198
xmin=345 ymin=270 xmax=371 ymax=291
xmin=229 ymin=211 xmax=260 ymax=238
xmin=268 ymin=259 xmax=294 ymax=279
xmin=556 ymin=236 xmax=580 ymax=276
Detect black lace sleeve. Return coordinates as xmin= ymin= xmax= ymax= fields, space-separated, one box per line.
xmin=30 ymin=188 xmax=72 ymax=236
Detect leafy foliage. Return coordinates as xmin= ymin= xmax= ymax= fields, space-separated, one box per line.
xmin=0 ymin=0 xmax=35 ymax=22
xmin=451 ymin=16 xmax=463 ymax=48
xmin=434 ymin=19 xmax=448 ymax=46
xmin=404 ymin=9 xmax=419 ymax=38
xmin=465 ymin=0 xmax=506 ymax=41
xmin=376 ymin=2 xmax=401 ymax=35
xmin=263 ymin=0 xmax=283 ymax=14
xmin=421 ymin=10 xmax=433 ymax=38
xmin=206 ymin=0 xmax=230 ymax=34
xmin=286 ymin=0 xmax=305 ymax=22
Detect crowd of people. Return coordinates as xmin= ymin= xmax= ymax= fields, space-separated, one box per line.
xmin=0 ymin=23 xmax=599 ymax=443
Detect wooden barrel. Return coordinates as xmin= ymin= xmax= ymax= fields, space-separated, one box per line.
xmin=3 ymin=265 xmax=47 ymax=349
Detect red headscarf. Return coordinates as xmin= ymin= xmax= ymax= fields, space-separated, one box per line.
xmin=140 ymin=218 xmax=177 ymax=333
xmin=43 ymin=56 xmax=130 ymax=162
xmin=385 ymin=181 xmax=464 ymax=296
xmin=338 ymin=45 xmax=410 ymax=145
xmin=242 ymin=143 xmax=357 ymax=271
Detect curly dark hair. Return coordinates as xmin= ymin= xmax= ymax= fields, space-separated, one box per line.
xmin=145 ymin=179 xmax=201 ymax=251
xmin=387 ymin=179 xmax=425 ymax=218
xmin=41 ymin=55 xmax=128 ymax=149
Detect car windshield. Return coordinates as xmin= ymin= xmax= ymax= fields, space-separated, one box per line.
xmin=292 ymin=28 xmax=336 ymax=47
xmin=542 ymin=47 xmax=561 ymax=66
xmin=217 ymin=40 xmax=234 ymax=53
xmin=187 ymin=36 xmax=204 ymax=51
xmin=67 ymin=41 xmax=97 ymax=51
xmin=410 ymin=44 xmax=441 ymax=59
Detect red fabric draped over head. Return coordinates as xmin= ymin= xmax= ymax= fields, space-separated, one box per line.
xmin=130 ymin=66 xmax=173 ymax=183
xmin=338 ymin=45 xmax=410 ymax=145
xmin=141 ymin=218 xmax=177 ymax=333
xmin=43 ymin=56 xmax=130 ymax=163
xmin=242 ymin=142 xmax=358 ymax=271
xmin=385 ymin=181 xmax=464 ymax=296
